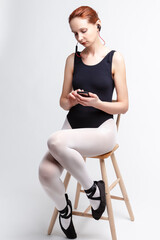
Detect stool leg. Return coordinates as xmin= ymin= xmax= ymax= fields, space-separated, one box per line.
xmin=111 ymin=153 xmax=134 ymax=221
xmin=74 ymin=182 xmax=81 ymax=209
xmin=48 ymin=171 xmax=71 ymax=235
xmin=48 ymin=208 xmax=58 ymax=235
xmin=74 ymin=157 xmax=86 ymax=209
xmin=100 ymin=158 xmax=117 ymax=240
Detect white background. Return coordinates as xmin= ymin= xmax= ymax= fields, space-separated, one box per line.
xmin=0 ymin=0 xmax=160 ymax=239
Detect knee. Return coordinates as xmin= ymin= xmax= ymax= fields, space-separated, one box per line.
xmin=47 ymin=132 xmax=64 ymax=154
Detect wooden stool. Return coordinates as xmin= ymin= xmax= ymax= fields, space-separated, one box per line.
xmin=47 ymin=112 xmax=134 ymax=240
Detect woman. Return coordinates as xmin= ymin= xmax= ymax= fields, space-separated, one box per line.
xmin=39 ymin=5 xmax=128 ymax=239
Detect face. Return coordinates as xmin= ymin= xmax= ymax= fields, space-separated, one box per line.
xmin=70 ymin=17 xmax=100 ymax=46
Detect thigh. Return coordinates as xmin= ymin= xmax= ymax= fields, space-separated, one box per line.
xmin=40 ymin=117 xmax=72 ymax=174
xmin=49 ymin=118 xmax=118 ymax=157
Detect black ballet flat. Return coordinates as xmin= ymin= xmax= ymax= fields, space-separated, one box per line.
xmin=84 ymin=180 xmax=106 ymax=220
xmin=59 ymin=193 xmax=77 ymax=239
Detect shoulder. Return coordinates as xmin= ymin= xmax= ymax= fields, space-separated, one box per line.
xmin=65 ymin=53 xmax=75 ymax=72
xmin=112 ymin=51 xmax=125 ymax=65
xmin=112 ymin=51 xmax=126 ymax=72
xmin=66 ymin=52 xmax=75 ymax=64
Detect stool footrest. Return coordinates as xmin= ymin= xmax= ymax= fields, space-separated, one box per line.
xmin=84 ymin=205 xmax=91 ymax=213
xmin=72 ymin=211 xmax=108 ymax=220
xmin=111 ymin=195 xmax=124 ymax=201
xmin=109 ymin=178 xmax=120 ymax=191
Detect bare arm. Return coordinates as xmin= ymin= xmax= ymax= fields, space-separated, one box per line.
xmin=59 ymin=53 xmax=82 ymax=111
xmin=59 ymin=53 xmax=74 ymax=110
xmin=95 ymin=51 xmax=129 ymax=114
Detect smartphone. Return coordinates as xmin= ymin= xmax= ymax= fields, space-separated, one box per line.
xmin=77 ymin=91 xmax=90 ymax=97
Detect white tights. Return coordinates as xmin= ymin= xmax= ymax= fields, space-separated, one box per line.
xmin=39 ymin=117 xmax=118 ymax=212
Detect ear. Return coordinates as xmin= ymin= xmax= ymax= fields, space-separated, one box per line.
xmin=96 ymin=19 xmax=101 ymax=31
xmin=96 ymin=19 xmax=101 ymax=26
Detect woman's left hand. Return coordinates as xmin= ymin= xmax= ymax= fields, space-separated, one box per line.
xmin=72 ymin=91 xmax=101 ymax=108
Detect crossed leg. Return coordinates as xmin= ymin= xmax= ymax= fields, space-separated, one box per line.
xmin=39 ymin=117 xmax=118 ymax=210
xmin=39 ymin=117 xmax=72 ymax=210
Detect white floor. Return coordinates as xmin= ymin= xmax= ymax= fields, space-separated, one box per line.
xmin=1 ymin=177 xmax=159 ymax=240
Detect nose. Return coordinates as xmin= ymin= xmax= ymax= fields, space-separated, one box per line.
xmin=77 ymin=33 xmax=84 ymax=43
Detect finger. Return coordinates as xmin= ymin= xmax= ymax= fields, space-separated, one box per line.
xmin=77 ymin=100 xmax=85 ymax=106
xmin=76 ymin=89 xmax=82 ymax=92
xmin=72 ymin=90 xmax=78 ymax=96
xmin=77 ymin=96 xmax=89 ymax=103
xmin=88 ymin=92 xmax=96 ymax=97
xmin=76 ymin=94 xmax=84 ymax=100
xmin=76 ymin=89 xmax=84 ymax=95
xmin=69 ymin=92 xmax=76 ymax=99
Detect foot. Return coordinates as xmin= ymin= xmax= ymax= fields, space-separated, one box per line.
xmin=59 ymin=204 xmax=71 ymax=230
xmin=59 ymin=193 xmax=77 ymax=239
xmin=84 ymin=180 xmax=106 ymax=220
xmin=86 ymin=183 xmax=101 ymax=210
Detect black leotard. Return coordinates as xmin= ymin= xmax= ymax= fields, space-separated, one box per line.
xmin=66 ymin=50 xmax=116 ymax=128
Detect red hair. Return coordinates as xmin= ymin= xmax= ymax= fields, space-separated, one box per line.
xmin=68 ymin=6 xmax=99 ymax=24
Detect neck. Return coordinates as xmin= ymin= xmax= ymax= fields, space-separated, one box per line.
xmin=85 ymin=36 xmax=105 ymax=56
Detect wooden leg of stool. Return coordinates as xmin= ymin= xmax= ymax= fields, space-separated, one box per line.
xmin=111 ymin=153 xmax=134 ymax=221
xmin=74 ymin=157 xmax=86 ymax=209
xmin=74 ymin=182 xmax=81 ymax=209
xmin=64 ymin=172 xmax=72 ymax=189
xmin=48 ymin=171 xmax=71 ymax=235
xmin=100 ymin=158 xmax=117 ymax=240
xmin=48 ymin=208 xmax=58 ymax=235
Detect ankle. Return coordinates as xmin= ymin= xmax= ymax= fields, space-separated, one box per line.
xmin=59 ymin=205 xmax=68 ymax=215
xmin=84 ymin=181 xmax=97 ymax=197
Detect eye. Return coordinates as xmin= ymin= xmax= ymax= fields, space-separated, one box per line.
xmin=74 ymin=30 xmax=87 ymax=36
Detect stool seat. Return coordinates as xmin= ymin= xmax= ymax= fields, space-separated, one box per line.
xmin=91 ymin=144 xmax=119 ymax=159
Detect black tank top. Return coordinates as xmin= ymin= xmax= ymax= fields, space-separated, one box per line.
xmin=66 ymin=50 xmax=116 ymax=128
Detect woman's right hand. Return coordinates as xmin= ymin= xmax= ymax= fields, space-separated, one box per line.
xmin=67 ymin=89 xmax=84 ymax=108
